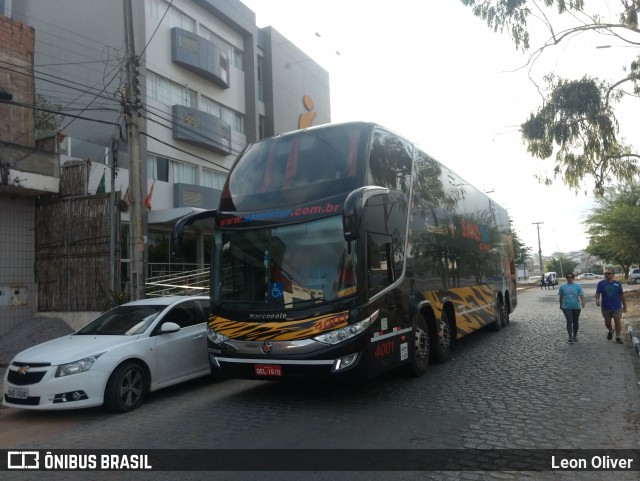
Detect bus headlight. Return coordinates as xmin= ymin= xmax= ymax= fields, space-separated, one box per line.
xmin=313 ymin=310 xmax=378 ymax=345
xmin=207 ymin=327 xmax=229 ymax=344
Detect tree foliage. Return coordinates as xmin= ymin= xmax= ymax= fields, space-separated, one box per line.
xmin=34 ymin=94 xmax=63 ymax=138
xmin=509 ymin=220 xmax=532 ymax=265
xmin=584 ymin=181 xmax=640 ymax=276
xmin=460 ymin=0 xmax=640 ymax=195
xmin=545 ymin=254 xmax=578 ymax=275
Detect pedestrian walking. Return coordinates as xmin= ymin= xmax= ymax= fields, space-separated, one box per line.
xmin=540 ymin=277 xmax=547 ymax=290
xmin=558 ymin=272 xmax=585 ymax=343
xmin=547 ymin=275 xmax=555 ymax=290
xmin=595 ymin=270 xmax=627 ymax=344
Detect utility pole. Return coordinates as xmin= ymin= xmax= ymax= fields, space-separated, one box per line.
xmin=109 ymin=140 xmax=118 ymax=294
xmin=532 ymin=221 xmax=544 ymax=275
xmin=123 ymin=0 xmax=145 ymax=300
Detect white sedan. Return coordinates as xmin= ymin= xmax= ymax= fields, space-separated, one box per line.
xmin=3 ymin=296 xmax=211 ymax=412
xmin=577 ymin=273 xmax=598 ymax=280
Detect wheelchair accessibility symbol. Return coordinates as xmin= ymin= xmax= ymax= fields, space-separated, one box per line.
xmin=270 ymin=282 xmax=284 ymax=299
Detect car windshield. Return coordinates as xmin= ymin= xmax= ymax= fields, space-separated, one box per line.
xmin=76 ymin=305 xmax=164 ymax=335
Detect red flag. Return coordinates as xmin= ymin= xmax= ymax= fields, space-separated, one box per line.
xmin=144 ymin=180 xmax=155 ymax=212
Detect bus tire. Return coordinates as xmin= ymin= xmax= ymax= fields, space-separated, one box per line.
xmin=503 ymin=297 xmax=510 ymax=325
xmin=431 ymin=310 xmax=451 ymax=363
xmin=405 ymin=316 xmax=430 ymax=377
xmin=491 ymin=299 xmax=504 ymax=332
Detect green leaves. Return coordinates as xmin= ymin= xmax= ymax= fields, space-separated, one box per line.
xmin=585 ymin=181 xmax=640 ymax=269
xmin=461 ymin=0 xmax=640 ymax=196
xmin=520 ymin=74 xmax=637 ymax=196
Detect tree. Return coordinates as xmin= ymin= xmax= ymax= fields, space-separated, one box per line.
xmin=34 ymin=94 xmax=64 ymax=139
xmin=584 ymin=181 xmax=640 ymax=276
xmin=460 ymin=0 xmax=640 ymax=196
xmin=509 ymin=221 xmax=532 ymax=266
xmin=545 ymin=254 xmax=578 ymax=276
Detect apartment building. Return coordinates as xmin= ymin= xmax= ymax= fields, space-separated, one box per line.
xmin=1 ymin=0 xmax=330 ymax=325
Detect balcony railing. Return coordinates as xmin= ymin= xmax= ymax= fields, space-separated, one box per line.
xmin=145 ymin=264 xmax=210 ymax=298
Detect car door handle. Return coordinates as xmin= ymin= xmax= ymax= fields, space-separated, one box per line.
xmin=193 ymin=334 xmax=204 ymax=340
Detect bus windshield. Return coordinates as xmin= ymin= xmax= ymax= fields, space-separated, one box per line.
xmin=213 ymin=216 xmax=357 ymax=309
xmin=220 ymin=123 xmax=366 ymax=212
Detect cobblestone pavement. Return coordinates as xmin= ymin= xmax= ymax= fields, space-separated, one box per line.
xmin=2 ymin=282 xmax=640 ymax=481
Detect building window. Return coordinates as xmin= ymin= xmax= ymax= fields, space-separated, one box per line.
xmin=148 ymin=154 xmax=169 ymax=181
xmin=147 ymin=70 xmax=197 ymax=108
xmin=171 ymin=159 xmax=197 ymax=184
xmin=200 ymin=95 xmax=244 ymax=135
xmin=147 ymin=154 xmax=197 ymax=185
xmin=232 ymin=49 xmax=243 ymax=70
xmin=257 ymin=54 xmax=264 ymax=102
xmin=202 ymin=168 xmax=226 ymax=190
xmin=200 ymin=24 xmax=243 ymax=73
xmin=145 ymin=0 xmax=195 ymax=32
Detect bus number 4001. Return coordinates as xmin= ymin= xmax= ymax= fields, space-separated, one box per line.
xmin=374 ymin=340 xmax=395 ymax=358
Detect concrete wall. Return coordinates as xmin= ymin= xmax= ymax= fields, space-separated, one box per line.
xmin=0 ymin=194 xmax=37 ymax=333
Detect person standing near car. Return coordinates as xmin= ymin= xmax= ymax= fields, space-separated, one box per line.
xmin=595 ymin=271 xmax=627 ymax=344
xmin=559 ymin=272 xmax=585 ymax=343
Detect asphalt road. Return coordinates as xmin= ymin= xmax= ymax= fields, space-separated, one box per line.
xmin=2 ymin=281 xmax=640 ymax=481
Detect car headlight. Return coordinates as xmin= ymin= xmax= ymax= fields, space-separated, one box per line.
xmin=55 ymin=353 xmax=104 ymax=378
xmin=313 ymin=310 xmax=378 ymax=345
xmin=207 ymin=327 xmax=229 ymax=344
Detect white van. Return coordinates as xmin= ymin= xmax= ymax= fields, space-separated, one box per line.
xmin=544 ymin=272 xmax=558 ymax=286
xmin=528 ymin=275 xmax=542 ymax=284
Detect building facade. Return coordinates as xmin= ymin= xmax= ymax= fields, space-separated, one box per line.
xmin=2 ymin=0 xmax=330 ymax=326
xmin=0 ymin=13 xmax=60 ymax=330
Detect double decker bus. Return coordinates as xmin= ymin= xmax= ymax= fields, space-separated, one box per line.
xmin=174 ymin=122 xmax=517 ymax=380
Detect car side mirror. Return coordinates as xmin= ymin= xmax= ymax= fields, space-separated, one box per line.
xmin=160 ymin=322 xmax=180 ymax=334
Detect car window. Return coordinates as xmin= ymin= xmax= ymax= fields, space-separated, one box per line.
xmin=165 ymin=301 xmax=202 ymax=328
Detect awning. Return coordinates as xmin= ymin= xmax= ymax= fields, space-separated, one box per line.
xmin=148 ymin=207 xmax=207 ymax=225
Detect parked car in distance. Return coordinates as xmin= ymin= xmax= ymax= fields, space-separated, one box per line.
xmin=3 ymin=296 xmax=211 ymax=412
xmin=577 ymin=273 xmax=598 ymax=280
xmin=630 ymin=268 xmax=640 ymax=284
xmin=528 ymin=275 xmax=542 ymax=284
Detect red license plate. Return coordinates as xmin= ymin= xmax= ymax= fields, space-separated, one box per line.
xmin=254 ymin=364 xmax=282 ymax=376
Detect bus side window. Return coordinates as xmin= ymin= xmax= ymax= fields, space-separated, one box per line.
xmin=367 ymin=233 xmax=394 ymax=296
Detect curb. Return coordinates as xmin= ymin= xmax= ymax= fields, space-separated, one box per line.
xmin=627 ymin=324 xmax=640 ymax=358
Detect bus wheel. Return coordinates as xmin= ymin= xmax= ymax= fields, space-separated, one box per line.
xmin=405 ymin=316 xmax=430 ymax=377
xmin=491 ymin=299 xmax=504 ymax=332
xmin=503 ymin=300 xmax=510 ymax=325
xmin=431 ymin=311 xmax=451 ymax=363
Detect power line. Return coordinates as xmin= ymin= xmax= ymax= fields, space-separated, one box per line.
xmin=140 ymin=129 xmax=230 ymax=172
xmin=139 ymin=0 xmax=175 ymax=59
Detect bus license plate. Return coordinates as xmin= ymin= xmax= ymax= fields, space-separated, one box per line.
xmin=8 ymin=386 xmax=29 ymax=399
xmin=255 ymin=364 xmax=282 ymax=377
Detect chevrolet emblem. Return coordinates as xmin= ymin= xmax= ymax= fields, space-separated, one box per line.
xmin=18 ymin=366 xmax=30 ymax=375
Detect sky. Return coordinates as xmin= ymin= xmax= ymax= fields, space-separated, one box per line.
xmin=241 ymin=0 xmax=640 ymax=257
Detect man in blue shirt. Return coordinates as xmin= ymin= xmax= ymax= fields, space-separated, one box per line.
xmin=595 ymin=271 xmax=627 ymax=344
xmin=559 ymin=272 xmax=585 ymax=343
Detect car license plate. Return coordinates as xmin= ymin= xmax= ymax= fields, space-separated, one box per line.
xmin=8 ymin=386 xmax=29 ymax=399
xmin=254 ymin=364 xmax=282 ymax=377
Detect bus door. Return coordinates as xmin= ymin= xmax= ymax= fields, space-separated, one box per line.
xmin=363 ymin=193 xmax=410 ymax=376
